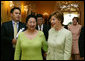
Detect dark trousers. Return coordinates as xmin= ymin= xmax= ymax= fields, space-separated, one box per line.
xmin=41 ymin=49 xmax=46 ymax=60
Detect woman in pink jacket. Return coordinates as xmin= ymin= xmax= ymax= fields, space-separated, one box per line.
xmin=68 ymin=17 xmax=82 ymax=60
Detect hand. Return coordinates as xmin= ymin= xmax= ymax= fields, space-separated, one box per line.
xmin=44 ymin=53 xmax=47 ymax=57
xmin=12 ymin=38 xmax=17 ymax=45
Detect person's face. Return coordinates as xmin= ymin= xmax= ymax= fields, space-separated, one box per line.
xmin=50 ymin=16 xmax=61 ymax=28
xmin=11 ymin=9 xmax=21 ymax=22
xmin=27 ymin=17 xmax=36 ymax=31
xmin=37 ymin=17 xmax=43 ymax=25
xmin=72 ymin=18 xmax=77 ymax=25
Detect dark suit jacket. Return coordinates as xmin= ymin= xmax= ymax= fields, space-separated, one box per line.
xmin=36 ymin=24 xmax=50 ymax=41
xmin=78 ymin=26 xmax=84 ymax=57
xmin=1 ymin=21 xmax=26 ymax=60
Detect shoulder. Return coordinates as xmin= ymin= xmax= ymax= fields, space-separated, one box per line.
xmin=1 ymin=21 xmax=12 ymax=27
xmin=49 ymin=28 xmax=54 ymax=33
xmin=19 ymin=22 xmax=25 ymax=24
xmin=78 ymin=24 xmax=82 ymax=28
xmin=38 ymin=31 xmax=46 ymax=38
xmin=2 ymin=21 xmax=12 ymax=25
xmin=63 ymin=28 xmax=71 ymax=33
xmin=19 ymin=22 xmax=26 ymax=29
xmin=63 ymin=28 xmax=72 ymax=36
xmin=38 ymin=31 xmax=44 ymax=35
xmin=19 ymin=22 xmax=26 ymax=26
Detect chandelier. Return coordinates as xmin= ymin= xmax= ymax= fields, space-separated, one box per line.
xmin=57 ymin=1 xmax=79 ymax=11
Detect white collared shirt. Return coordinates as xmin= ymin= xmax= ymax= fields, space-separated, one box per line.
xmin=12 ymin=20 xmax=19 ymax=48
xmin=38 ymin=24 xmax=43 ymax=31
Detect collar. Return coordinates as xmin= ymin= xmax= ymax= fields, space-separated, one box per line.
xmin=12 ymin=20 xmax=19 ymax=24
xmin=38 ymin=24 xmax=43 ymax=27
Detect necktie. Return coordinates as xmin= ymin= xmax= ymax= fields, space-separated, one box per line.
xmin=14 ymin=22 xmax=17 ymax=39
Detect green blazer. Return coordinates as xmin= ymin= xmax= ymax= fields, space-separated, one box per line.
xmin=46 ymin=27 xmax=72 ymax=60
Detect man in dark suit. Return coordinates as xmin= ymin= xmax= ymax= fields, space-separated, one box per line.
xmin=78 ymin=26 xmax=84 ymax=60
xmin=36 ymin=14 xmax=50 ymax=41
xmin=36 ymin=14 xmax=50 ymax=60
xmin=1 ymin=7 xmax=26 ymax=60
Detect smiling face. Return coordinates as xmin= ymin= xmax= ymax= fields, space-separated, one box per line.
xmin=11 ymin=9 xmax=21 ymax=22
xmin=50 ymin=16 xmax=61 ymax=28
xmin=37 ymin=17 xmax=43 ymax=26
xmin=72 ymin=18 xmax=78 ymax=25
xmin=27 ymin=17 xmax=36 ymax=31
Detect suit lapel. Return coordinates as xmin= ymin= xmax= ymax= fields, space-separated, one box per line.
xmin=18 ymin=22 xmax=23 ymax=32
xmin=9 ymin=21 xmax=14 ymax=37
xmin=18 ymin=22 xmax=20 ymax=32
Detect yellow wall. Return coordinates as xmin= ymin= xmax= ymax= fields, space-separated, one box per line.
xmin=1 ymin=1 xmax=11 ymax=23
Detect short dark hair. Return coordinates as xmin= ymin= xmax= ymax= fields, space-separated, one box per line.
xmin=10 ymin=7 xmax=21 ymax=13
xmin=51 ymin=10 xmax=64 ymax=25
xmin=26 ymin=14 xmax=37 ymax=24
xmin=36 ymin=14 xmax=43 ymax=18
xmin=72 ymin=17 xmax=79 ymax=22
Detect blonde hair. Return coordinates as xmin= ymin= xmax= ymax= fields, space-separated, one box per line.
xmin=51 ymin=10 xmax=64 ymax=25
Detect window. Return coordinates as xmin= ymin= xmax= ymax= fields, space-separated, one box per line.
xmin=63 ymin=12 xmax=80 ymax=25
